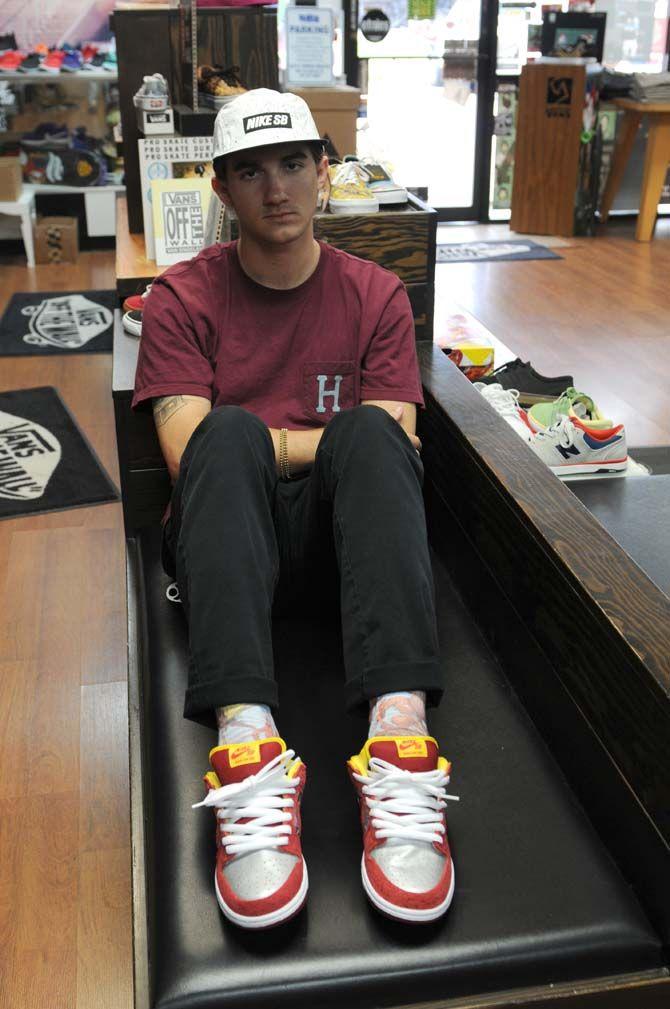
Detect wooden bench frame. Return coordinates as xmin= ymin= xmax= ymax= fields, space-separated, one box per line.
xmin=121 ymin=342 xmax=670 ymax=1009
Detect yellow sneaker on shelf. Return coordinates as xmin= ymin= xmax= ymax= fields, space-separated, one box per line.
xmin=328 ymin=161 xmax=379 ymax=215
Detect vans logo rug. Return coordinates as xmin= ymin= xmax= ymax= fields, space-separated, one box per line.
xmin=243 ymin=113 xmax=293 ymax=133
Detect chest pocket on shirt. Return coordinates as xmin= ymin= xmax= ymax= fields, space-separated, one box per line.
xmin=302 ymin=361 xmax=358 ymax=423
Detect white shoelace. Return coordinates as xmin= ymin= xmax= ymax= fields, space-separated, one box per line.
xmin=476 ymin=383 xmax=523 ymax=420
xmin=331 ymin=160 xmax=372 ymax=188
xmin=192 ymin=750 xmax=299 ymax=856
xmin=533 ymin=414 xmax=575 ymax=447
xmin=353 ymin=757 xmax=459 ymax=845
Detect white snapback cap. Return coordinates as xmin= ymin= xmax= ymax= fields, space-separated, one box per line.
xmin=212 ymin=88 xmax=321 ymax=161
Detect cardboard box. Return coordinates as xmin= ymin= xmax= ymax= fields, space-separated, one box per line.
xmin=287 ymin=86 xmax=360 ymax=158
xmin=34 ymin=217 xmax=79 ymax=265
xmin=0 ymin=157 xmax=23 ymax=202
xmin=136 ymin=106 xmax=175 ymax=136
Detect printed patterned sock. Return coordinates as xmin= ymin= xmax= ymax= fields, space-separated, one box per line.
xmin=368 ymin=690 xmax=428 ymax=739
xmin=216 ymin=703 xmax=279 ymax=746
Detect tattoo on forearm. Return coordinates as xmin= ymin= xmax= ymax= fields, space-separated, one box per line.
xmin=153 ymin=395 xmax=187 ymax=427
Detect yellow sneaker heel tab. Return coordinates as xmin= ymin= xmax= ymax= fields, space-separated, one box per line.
xmin=204 ymin=771 xmax=221 ymax=789
xmin=208 ymin=736 xmax=287 ymax=762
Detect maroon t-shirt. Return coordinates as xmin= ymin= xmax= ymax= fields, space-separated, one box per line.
xmin=132 ymin=240 xmax=424 ymax=426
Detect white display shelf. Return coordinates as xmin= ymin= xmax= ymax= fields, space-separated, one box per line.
xmin=25 ymin=182 xmax=125 ymax=195
xmin=0 ymin=71 xmax=117 ymax=83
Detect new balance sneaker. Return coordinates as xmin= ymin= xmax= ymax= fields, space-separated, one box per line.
xmin=193 ymin=738 xmax=308 ymax=929
xmin=473 ymin=381 xmax=535 ymax=443
xmin=477 ymin=358 xmax=574 ymax=407
xmin=328 ymin=161 xmax=379 ymax=215
xmin=527 ymin=387 xmax=612 ymax=432
xmin=529 ymin=415 xmax=628 ymax=476
xmin=122 ymin=309 xmax=142 ymax=338
xmin=348 ymin=736 xmax=458 ymax=923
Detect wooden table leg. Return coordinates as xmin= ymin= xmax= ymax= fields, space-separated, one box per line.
xmin=636 ymin=117 xmax=670 ymax=241
xmin=600 ymin=110 xmax=642 ymax=222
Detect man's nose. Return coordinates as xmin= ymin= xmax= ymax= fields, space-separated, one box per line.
xmin=263 ymin=169 xmax=289 ymax=204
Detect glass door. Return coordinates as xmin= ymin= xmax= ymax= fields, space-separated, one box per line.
xmin=355 ymin=0 xmax=496 ymax=220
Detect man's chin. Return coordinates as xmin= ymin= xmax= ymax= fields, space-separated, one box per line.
xmin=256 ymin=214 xmax=312 ymax=244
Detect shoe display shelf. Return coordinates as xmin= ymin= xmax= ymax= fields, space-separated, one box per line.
xmin=112 ymin=319 xmax=670 ymax=1008
xmin=0 ymin=71 xmax=122 ymax=239
xmin=112 ymin=6 xmax=279 ymax=234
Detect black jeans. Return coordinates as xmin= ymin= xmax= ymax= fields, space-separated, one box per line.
xmin=162 ymin=404 xmax=444 ymax=723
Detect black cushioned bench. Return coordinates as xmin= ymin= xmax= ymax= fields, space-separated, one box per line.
xmin=117 ymin=339 xmax=670 ymax=1009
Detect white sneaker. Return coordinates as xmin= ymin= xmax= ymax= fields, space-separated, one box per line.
xmin=473 ymin=382 xmax=534 ymax=443
xmin=529 ymin=415 xmax=628 ymax=476
xmin=133 ymin=73 xmax=169 ymax=110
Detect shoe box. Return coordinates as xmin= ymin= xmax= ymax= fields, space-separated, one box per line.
xmin=0 ymin=157 xmax=23 ymax=202
xmin=34 ymin=215 xmax=79 ymax=264
xmin=136 ymin=106 xmax=174 ymax=136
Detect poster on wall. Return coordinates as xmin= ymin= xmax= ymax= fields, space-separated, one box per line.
xmin=151 ymin=178 xmax=213 ymax=266
xmin=286 ymin=6 xmax=334 ymax=87
xmin=138 ymin=135 xmax=214 ymax=260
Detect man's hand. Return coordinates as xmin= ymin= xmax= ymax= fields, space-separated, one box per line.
xmin=362 ymin=400 xmax=421 ymax=453
xmin=268 ymin=426 xmax=324 ymax=476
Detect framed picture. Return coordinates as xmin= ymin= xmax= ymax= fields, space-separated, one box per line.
xmin=541 ymin=12 xmax=607 ymax=63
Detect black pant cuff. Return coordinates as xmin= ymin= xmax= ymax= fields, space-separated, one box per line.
xmin=343 ymin=659 xmax=445 ymax=713
xmin=183 ymin=675 xmax=280 ymax=724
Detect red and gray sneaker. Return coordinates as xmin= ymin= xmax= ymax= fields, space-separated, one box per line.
xmin=122 ymin=283 xmax=152 ymax=315
xmin=348 ymin=736 xmax=458 ymax=923
xmin=193 ymin=738 xmax=308 ymax=929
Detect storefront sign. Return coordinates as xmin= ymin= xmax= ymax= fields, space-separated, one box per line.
xmin=286 ymin=7 xmax=334 ymax=87
xmin=359 ymin=9 xmax=390 ymax=43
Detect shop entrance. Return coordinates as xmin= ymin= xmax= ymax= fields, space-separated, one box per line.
xmin=356 ymin=0 xmax=496 ymax=220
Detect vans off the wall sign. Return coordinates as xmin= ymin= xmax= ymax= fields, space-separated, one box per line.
xmin=0 ymin=387 xmax=118 ymax=520
xmin=0 ymin=290 xmax=116 ymax=356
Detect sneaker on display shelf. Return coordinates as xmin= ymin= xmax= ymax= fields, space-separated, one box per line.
xmin=21 ymin=122 xmax=70 ymax=148
xmin=192 ymin=738 xmax=308 ymax=929
xmin=476 ymin=358 xmax=575 ymax=406
xmin=122 ymin=284 xmax=153 ymax=315
xmin=19 ymin=52 xmax=43 ymax=72
xmin=348 ymin=736 xmax=458 ymax=923
xmin=527 ymin=386 xmax=612 ymax=433
xmin=529 ymin=415 xmax=628 ymax=476
xmin=344 ymin=157 xmax=409 ymax=205
xmin=122 ymin=310 xmax=143 ymax=338
xmin=39 ymin=50 xmax=66 ymax=73
xmin=133 ymin=73 xmax=169 ymax=110
xmin=328 ymin=161 xmax=379 ymax=215
xmin=473 ymin=382 xmax=535 ymax=443
xmin=61 ymin=48 xmax=83 ymax=73
xmin=0 ymin=51 xmax=25 ymax=73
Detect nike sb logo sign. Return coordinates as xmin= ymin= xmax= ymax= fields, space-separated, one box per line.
xmin=228 ymin=743 xmax=261 ymax=767
xmin=395 ymin=739 xmax=428 ymax=759
xmin=243 ymin=113 xmax=292 ymax=133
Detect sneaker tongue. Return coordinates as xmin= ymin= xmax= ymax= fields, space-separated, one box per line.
xmin=368 ymin=736 xmax=438 ymax=772
xmin=210 ymin=739 xmax=285 ymax=785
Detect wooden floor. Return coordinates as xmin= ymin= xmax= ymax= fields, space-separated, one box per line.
xmin=0 ymin=217 xmax=668 ymax=1008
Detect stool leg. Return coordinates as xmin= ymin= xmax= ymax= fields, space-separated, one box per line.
xmin=600 ymin=110 xmax=641 ymax=222
xmin=20 ymin=206 xmax=35 ymax=267
xmin=636 ymin=119 xmax=670 ymax=241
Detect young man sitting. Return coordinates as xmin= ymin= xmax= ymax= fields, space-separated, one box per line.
xmin=132 ymin=89 xmax=457 ymax=930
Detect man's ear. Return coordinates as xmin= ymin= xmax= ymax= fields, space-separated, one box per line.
xmin=316 ymin=154 xmax=329 ymax=190
xmin=212 ymin=176 xmax=233 ymax=208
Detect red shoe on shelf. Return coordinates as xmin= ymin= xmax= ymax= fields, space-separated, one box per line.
xmin=40 ymin=49 xmax=66 ymax=74
xmin=0 ymin=50 xmax=25 ymax=73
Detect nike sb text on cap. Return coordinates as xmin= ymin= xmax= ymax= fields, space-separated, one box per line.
xmin=212 ymin=89 xmax=321 ymax=161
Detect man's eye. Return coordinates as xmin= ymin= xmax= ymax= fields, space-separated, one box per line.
xmin=286 ymin=161 xmax=304 ymax=171
xmin=240 ymin=169 xmax=259 ymax=180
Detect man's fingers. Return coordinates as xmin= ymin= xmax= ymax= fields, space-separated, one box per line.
xmin=409 ymin=434 xmax=422 ymax=452
xmin=392 ymin=405 xmax=404 ymax=421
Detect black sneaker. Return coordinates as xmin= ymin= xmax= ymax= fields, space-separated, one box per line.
xmin=476 ymin=359 xmax=574 ymax=406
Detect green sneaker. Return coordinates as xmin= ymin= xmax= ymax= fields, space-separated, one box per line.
xmin=527 ymin=387 xmax=612 ymax=433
